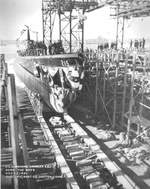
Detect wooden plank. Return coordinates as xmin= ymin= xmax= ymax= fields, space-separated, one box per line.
xmin=7 ymin=75 xmax=19 ymax=189
xmin=64 ymin=114 xmax=140 ymax=189
xmin=18 ymin=113 xmax=32 ymax=189
xmin=27 ymin=91 xmax=79 ymax=189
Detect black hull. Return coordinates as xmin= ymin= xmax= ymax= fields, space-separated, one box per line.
xmin=14 ymin=54 xmax=83 ymax=114
xmin=16 ymin=53 xmax=81 ymax=69
xmin=14 ymin=61 xmax=55 ymax=111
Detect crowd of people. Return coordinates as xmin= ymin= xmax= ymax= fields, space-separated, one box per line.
xmin=17 ymin=39 xmax=66 ymax=56
xmin=48 ymin=40 xmax=65 ymax=55
xmin=84 ymin=42 xmax=118 ymax=60
xmin=83 ymin=38 xmax=147 ymax=61
xmin=129 ymin=38 xmax=146 ymax=50
xmin=97 ymin=42 xmax=117 ymax=51
xmin=17 ymin=37 xmax=147 ymax=58
xmin=17 ymin=40 xmax=47 ymax=56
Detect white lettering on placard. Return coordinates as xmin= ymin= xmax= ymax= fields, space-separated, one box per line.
xmin=61 ymin=60 xmax=69 ymax=67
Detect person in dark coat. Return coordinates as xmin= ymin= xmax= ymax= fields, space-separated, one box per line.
xmin=139 ymin=39 xmax=142 ymax=49
xmin=142 ymin=38 xmax=145 ymax=49
xmin=130 ymin=40 xmax=132 ymax=49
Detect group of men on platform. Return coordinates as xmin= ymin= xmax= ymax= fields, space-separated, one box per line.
xmin=129 ymin=38 xmax=145 ymax=49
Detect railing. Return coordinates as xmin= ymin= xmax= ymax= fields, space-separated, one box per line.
xmin=17 ymin=48 xmax=46 ymax=57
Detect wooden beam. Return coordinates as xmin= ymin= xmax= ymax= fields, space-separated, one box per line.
xmin=95 ymin=61 xmax=98 ymax=115
xmin=112 ymin=53 xmax=119 ymax=129
xmin=18 ymin=113 xmax=33 ymax=189
xmin=126 ymin=54 xmax=136 ymax=142
xmin=7 ymin=75 xmax=19 ymax=189
xmin=121 ymin=54 xmax=128 ymax=128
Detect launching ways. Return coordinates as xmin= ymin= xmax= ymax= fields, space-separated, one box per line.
xmin=1 ymin=53 xmax=147 ymax=189
xmin=26 ymin=87 xmax=140 ymax=189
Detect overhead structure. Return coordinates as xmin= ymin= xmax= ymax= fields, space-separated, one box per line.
xmin=111 ymin=0 xmax=150 ymax=48
xmin=42 ymin=0 xmax=104 ymax=53
xmin=87 ymin=0 xmax=150 ymax=18
xmin=42 ymin=0 xmax=150 ymax=51
xmin=94 ymin=0 xmax=150 ymax=48
xmin=110 ymin=0 xmax=150 ymax=18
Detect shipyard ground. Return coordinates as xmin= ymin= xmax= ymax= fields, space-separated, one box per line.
xmin=1 ymin=53 xmax=150 ymax=189
xmin=69 ymin=107 xmax=150 ymax=189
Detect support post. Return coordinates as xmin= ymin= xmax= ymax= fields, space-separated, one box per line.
xmin=18 ymin=113 xmax=32 ymax=189
xmin=59 ymin=11 xmax=61 ymax=41
xmin=42 ymin=0 xmax=45 ymax=43
xmin=126 ymin=54 xmax=136 ymax=141
xmin=69 ymin=9 xmax=72 ymax=53
xmin=121 ymin=16 xmax=125 ymax=49
xmin=121 ymin=54 xmax=128 ymax=128
xmin=95 ymin=61 xmax=98 ymax=115
xmin=112 ymin=53 xmax=119 ymax=129
xmin=116 ymin=4 xmax=119 ymax=49
xmin=103 ymin=65 xmax=106 ymax=104
xmin=81 ymin=0 xmax=85 ymax=53
xmin=50 ymin=8 xmax=52 ymax=44
xmin=81 ymin=14 xmax=84 ymax=52
xmin=81 ymin=22 xmax=84 ymax=52
xmin=138 ymin=55 xmax=146 ymax=135
xmin=7 ymin=75 xmax=19 ymax=189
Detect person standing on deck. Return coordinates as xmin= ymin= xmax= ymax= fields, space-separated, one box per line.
xmin=142 ymin=38 xmax=145 ymax=49
xmin=130 ymin=40 xmax=133 ymax=49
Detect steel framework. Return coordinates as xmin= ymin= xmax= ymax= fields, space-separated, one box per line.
xmin=93 ymin=50 xmax=150 ymax=133
xmin=42 ymin=0 xmax=102 ymax=52
xmin=90 ymin=0 xmax=150 ymax=49
xmin=0 ymin=54 xmax=32 ymax=189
